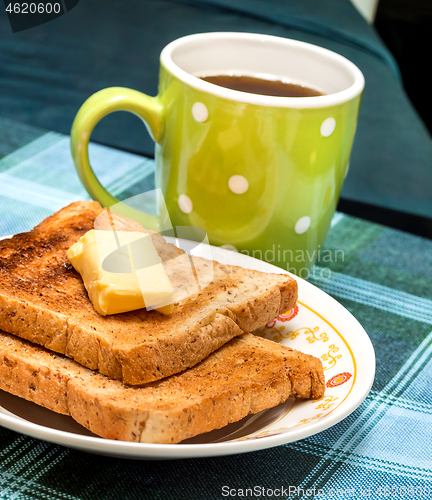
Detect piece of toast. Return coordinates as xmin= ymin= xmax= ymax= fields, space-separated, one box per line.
xmin=0 ymin=330 xmax=325 ymax=443
xmin=0 ymin=201 xmax=297 ymax=385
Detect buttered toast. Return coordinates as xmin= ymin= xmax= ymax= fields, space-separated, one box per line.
xmin=0 ymin=201 xmax=297 ymax=385
xmin=0 ymin=330 xmax=325 ymax=443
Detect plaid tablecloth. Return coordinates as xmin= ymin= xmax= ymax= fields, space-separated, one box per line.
xmin=1 ymin=117 xmax=431 ymax=499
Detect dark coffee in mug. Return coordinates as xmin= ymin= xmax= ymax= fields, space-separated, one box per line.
xmin=200 ymin=74 xmax=324 ymax=97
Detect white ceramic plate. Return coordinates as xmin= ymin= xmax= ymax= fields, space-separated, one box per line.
xmin=0 ymin=237 xmax=375 ymax=459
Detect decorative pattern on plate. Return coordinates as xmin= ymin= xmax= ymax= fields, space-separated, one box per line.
xmin=326 ymin=372 xmax=352 ymax=388
xmin=314 ymin=395 xmax=339 ymax=410
xmin=237 ymin=427 xmax=292 ymax=441
xmin=257 ymin=325 xmax=329 ymax=344
xmin=265 ymin=304 xmax=299 ymax=328
xmin=321 ymin=344 xmax=343 ymax=371
xmin=290 ymin=326 xmax=329 ymax=344
xmin=294 ymin=413 xmax=324 ymax=427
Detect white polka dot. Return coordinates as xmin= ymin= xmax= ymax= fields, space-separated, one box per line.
xmin=221 ymin=244 xmax=238 ymax=252
xmin=228 ymin=175 xmax=249 ymax=194
xmin=178 ymin=194 xmax=193 ymax=214
xmin=320 ymin=117 xmax=336 ymax=137
xmin=295 ymin=216 xmax=311 ymax=234
xmin=192 ymin=102 xmax=208 ymax=122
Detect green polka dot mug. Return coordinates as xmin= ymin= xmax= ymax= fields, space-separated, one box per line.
xmin=71 ymin=32 xmax=364 ymax=276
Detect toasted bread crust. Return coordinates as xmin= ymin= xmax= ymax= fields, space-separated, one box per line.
xmin=0 ymin=331 xmax=325 ymax=443
xmin=0 ymin=202 xmax=298 ymax=384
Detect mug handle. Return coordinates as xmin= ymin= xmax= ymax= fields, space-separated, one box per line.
xmin=70 ymin=87 xmax=163 ymax=231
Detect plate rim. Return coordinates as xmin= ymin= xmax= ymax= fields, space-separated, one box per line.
xmin=0 ymin=235 xmax=375 ymax=459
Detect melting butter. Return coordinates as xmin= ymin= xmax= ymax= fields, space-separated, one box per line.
xmin=67 ymin=230 xmax=173 ymax=316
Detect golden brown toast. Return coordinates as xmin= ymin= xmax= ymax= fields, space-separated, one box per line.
xmin=0 ymin=201 xmax=297 ymax=385
xmin=0 ymin=330 xmax=325 ymax=443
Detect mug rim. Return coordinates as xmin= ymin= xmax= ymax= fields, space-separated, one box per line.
xmin=160 ymin=32 xmax=365 ymax=109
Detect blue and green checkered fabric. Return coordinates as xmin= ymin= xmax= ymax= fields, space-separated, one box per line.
xmin=1 ymin=117 xmax=431 ymax=499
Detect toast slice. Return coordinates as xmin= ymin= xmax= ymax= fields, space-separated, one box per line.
xmin=0 ymin=330 xmax=325 ymax=443
xmin=0 ymin=201 xmax=297 ymax=385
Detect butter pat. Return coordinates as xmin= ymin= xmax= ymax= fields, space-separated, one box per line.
xmin=67 ymin=230 xmax=173 ymax=316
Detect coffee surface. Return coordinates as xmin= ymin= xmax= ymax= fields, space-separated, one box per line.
xmin=200 ymin=74 xmax=324 ymax=98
